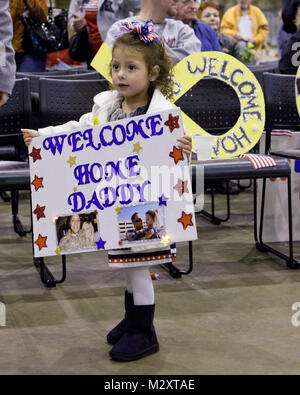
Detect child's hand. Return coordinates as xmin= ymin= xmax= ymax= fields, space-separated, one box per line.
xmin=21 ymin=129 xmax=39 ymax=147
xmin=177 ymin=135 xmax=192 ymax=156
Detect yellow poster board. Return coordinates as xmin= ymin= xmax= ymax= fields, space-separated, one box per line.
xmin=91 ymin=45 xmax=265 ymax=158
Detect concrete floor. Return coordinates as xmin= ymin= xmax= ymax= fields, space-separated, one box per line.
xmin=1 ymin=186 xmax=300 ymax=375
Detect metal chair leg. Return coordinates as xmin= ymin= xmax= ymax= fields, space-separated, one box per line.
xmin=161 ymin=241 xmax=194 ymax=278
xmin=11 ymin=190 xmax=31 ymax=236
xmin=34 ymin=255 xmax=67 ymax=288
xmin=256 ymin=177 xmax=299 ymax=269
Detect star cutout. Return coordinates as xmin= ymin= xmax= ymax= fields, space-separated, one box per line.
xmin=35 ymin=234 xmax=48 ymax=251
xmin=96 ymin=237 xmax=106 ymax=250
xmin=177 ymin=211 xmax=194 ymax=230
xmin=29 ymin=147 xmax=42 ymax=162
xmin=31 ymin=175 xmax=44 ymax=191
xmin=33 ymin=204 xmax=46 ymax=221
xmin=161 ymin=235 xmax=171 ymax=246
xmin=158 ymin=194 xmax=168 ymax=206
xmin=164 ymin=114 xmax=180 ymax=133
xmin=55 ymin=247 xmax=61 ymax=255
xmin=67 ymin=155 xmax=77 ymax=167
xmin=115 ymin=206 xmax=122 ymax=214
xmin=169 ymin=146 xmax=184 ymax=165
xmin=173 ymin=179 xmax=189 ymax=197
xmin=133 ymin=141 xmax=143 ymax=154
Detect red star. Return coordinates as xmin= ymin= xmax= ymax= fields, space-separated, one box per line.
xmin=29 ymin=147 xmax=42 ymax=162
xmin=31 ymin=175 xmax=44 ymax=191
xmin=169 ymin=146 xmax=184 ymax=165
xmin=177 ymin=211 xmax=194 ymax=230
xmin=173 ymin=179 xmax=189 ymax=196
xmin=33 ymin=204 xmax=46 ymax=221
xmin=35 ymin=234 xmax=48 ymax=251
xmin=164 ymin=114 xmax=180 ymax=132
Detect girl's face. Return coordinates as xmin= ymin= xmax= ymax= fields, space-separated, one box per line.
xmin=200 ymin=7 xmax=220 ymax=32
xmin=70 ymin=214 xmax=81 ymax=234
xmin=111 ymin=46 xmax=156 ymax=104
xmin=82 ymin=222 xmax=93 ymax=239
xmin=145 ymin=214 xmax=154 ymax=227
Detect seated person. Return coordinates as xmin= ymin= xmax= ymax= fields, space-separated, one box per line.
xmin=126 ymin=213 xmax=146 ymax=241
xmin=176 ymin=0 xmax=222 ymax=52
xmin=198 ymin=1 xmax=245 ymax=60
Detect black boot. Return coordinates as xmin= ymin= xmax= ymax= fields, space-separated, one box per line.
xmin=109 ymin=304 xmax=159 ymax=362
xmin=106 ymin=291 xmax=133 ymax=345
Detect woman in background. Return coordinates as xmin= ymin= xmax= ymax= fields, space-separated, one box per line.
xmin=9 ymin=0 xmax=48 ymax=71
xmin=68 ymin=0 xmax=102 ymax=66
xmin=198 ymin=1 xmax=245 ymax=60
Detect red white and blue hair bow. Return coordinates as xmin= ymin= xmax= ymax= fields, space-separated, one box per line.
xmin=119 ymin=19 xmax=160 ymax=43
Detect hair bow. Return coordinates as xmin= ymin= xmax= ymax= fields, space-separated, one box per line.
xmin=119 ymin=19 xmax=160 ymax=43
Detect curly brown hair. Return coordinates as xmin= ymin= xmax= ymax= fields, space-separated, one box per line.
xmin=110 ymin=32 xmax=174 ymax=100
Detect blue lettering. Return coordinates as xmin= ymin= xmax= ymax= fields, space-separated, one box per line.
xmin=90 ymin=163 xmax=103 ymax=183
xmin=43 ymin=135 xmax=67 ymax=155
xmin=125 ymin=155 xmax=141 ymax=177
xmin=116 ymin=184 xmax=134 ymax=205
xmin=112 ymin=124 xmax=126 ymax=145
xmin=74 ymin=164 xmax=90 ymax=185
xmin=82 ymin=128 xmax=101 ymax=150
xmin=67 ymin=192 xmax=85 ymax=212
xmin=146 ymin=114 xmax=163 ymax=136
xmin=105 ymin=160 xmax=127 ymax=181
xmin=132 ymin=180 xmax=151 ymax=202
xmin=67 ymin=131 xmax=84 ymax=152
xmin=86 ymin=191 xmax=104 ymax=211
xmin=99 ymin=187 xmax=117 ymax=208
xmin=99 ymin=125 xmax=113 ymax=146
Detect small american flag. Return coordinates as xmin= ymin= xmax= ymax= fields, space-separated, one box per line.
xmin=239 ymin=153 xmax=277 ymax=169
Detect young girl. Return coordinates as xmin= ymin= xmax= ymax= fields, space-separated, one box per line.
xmin=141 ymin=210 xmax=159 ymax=240
xmin=22 ymin=20 xmax=192 ymax=362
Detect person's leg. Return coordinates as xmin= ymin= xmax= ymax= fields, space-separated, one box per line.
xmin=106 ymin=269 xmax=134 ymax=345
xmin=109 ymin=266 xmax=159 ymax=361
xmin=126 ymin=266 xmax=154 ymax=305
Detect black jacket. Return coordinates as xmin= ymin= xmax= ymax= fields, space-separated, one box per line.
xmin=282 ymin=0 xmax=300 ymax=33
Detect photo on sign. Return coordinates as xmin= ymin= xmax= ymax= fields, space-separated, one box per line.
xmin=55 ymin=211 xmax=99 ymax=252
xmin=118 ymin=202 xmax=166 ymax=247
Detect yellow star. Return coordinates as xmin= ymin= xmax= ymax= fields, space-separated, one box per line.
xmin=67 ymin=155 xmax=76 ymax=167
xmin=94 ymin=116 xmax=100 ymax=125
xmin=115 ymin=206 xmax=122 ymax=214
xmin=73 ymin=186 xmax=77 ymax=192
xmin=161 ymin=235 xmax=171 ymax=247
xmin=55 ymin=247 xmax=61 ymax=255
xmin=133 ymin=141 xmax=143 ymax=154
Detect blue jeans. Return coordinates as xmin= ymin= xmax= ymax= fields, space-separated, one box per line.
xmin=15 ymin=52 xmax=46 ymax=72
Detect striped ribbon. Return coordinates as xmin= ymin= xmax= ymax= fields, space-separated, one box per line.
xmin=239 ymin=153 xmax=277 ymax=169
xmin=119 ymin=19 xmax=159 ymax=43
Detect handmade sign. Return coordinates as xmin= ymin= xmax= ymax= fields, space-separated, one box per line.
xmin=91 ymin=45 xmax=265 ymax=158
xmin=29 ymin=108 xmax=198 ymax=258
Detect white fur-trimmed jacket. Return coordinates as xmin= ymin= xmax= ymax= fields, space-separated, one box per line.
xmin=38 ymin=88 xmax=173 ymax=136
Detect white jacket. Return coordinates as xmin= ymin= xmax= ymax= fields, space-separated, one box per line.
xmin=38 ymin=88 xmax=173 ymax=136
